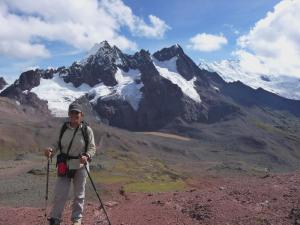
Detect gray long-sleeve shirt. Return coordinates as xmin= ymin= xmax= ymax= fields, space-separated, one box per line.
xmin=51 ymin=122 xmax=96 ymax=169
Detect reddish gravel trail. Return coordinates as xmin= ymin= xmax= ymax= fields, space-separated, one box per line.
xmin=1 ymin=172 xmax=300 ymax=225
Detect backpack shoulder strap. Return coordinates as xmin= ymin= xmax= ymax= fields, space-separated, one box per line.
xmin=80 ymin=121 xmax=89 ymax=153
xmin=58 ymin=122 xmax=68 ymax=153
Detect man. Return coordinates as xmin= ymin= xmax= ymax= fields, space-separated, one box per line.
xmin=44 ymin=102 xmax=96 ymax=225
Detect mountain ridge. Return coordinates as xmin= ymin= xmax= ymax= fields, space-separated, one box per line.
xmin=199 ymin=59 xmax=300 ymax=100
xmin=1 ymin=41 xmax=300 ymax=131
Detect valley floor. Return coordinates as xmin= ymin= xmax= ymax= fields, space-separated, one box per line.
xmin=0 ymin=160 xmax=300 ymax=225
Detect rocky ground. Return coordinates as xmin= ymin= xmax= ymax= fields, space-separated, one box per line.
xmin=0 ymin=159 xmax=300 ymax=225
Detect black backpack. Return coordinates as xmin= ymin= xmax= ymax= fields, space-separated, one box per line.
xmin=58 ymin=121 xmax=89 ymax=154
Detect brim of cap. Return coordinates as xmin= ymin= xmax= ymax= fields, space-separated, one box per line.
xmin=69 ymin=109 xmax=82 ymax=112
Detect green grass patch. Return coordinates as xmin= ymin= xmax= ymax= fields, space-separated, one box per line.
xmin=254 ymin=121 xmax=277 ymax=132
xmin=124 ymin=179 xmax=186 ymax=193
xmin=91 ymin=148 xmax=187 ymax=192
xmin=91 ymin=171 xmax=132 ymax=184
xmin=253 ymin=120 xmax=289 ymax=136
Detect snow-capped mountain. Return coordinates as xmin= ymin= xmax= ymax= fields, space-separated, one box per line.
xmin=1 ymin=41 xmax=300 ymax=131
xmin=199 ymin=59 xmax=300 ymax=100
xmin=16 ymin=42 xmax=205 ymax=119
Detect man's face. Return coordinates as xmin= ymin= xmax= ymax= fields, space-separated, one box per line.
xmin=69 ymin=110 xmax=83 ymax=124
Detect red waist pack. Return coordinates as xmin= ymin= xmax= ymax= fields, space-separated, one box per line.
xmin=56 ymin=153 xmax=69 ymax=177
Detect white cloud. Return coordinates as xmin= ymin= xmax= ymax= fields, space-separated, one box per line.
xmin=187 ymin=33 xmax=228 ymax=52
xmin=100 ymin=0 xmax=170 ymax=38
xmin=236 ymin=0 xmax=300 ymax=78
xmin=0 ymin=40 xmax=50 ymax=59
xmin=134 ymin=15 xmax=171 ymax=38
xmin=0 ymin=0 xmax=170 ymax=59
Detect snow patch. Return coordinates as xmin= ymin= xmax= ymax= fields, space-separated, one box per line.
xmin=31 ymin=68 xmax=144 ymax=116
xmin=88 ymin=68 xmax=143 ymax=110
xmin=213 ymin=86 xmax=220 ymax=92
xmin=0 ymin=84 xmax=9 ymax=92
xmin=153 ymin=56 xmax=201 ymax=103
xmin=22 ymin=66 xmax=39 ymax=72
xmin=31 ymin=73 xmax=90 ymax=117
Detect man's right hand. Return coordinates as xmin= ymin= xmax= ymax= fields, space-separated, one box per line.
xmin=44 ymin=147 xmax=53 ymax=158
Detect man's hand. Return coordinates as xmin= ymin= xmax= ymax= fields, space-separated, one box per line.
xmin=80 ymin=154 xmax=89 ymax=165
xmin=44 ymin=147 xmax=53 ymax=158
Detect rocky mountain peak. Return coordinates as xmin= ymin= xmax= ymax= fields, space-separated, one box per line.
xmin=87 ymin=40 xmax=112 ymax=55
xmin=83 ymin=41 xmax=114 ymax=63
xmin=0 ymin=77 xmax=8 ymax=90
xmin=81 ymin=41 xmax=128 ymax=66
xmin=0 ymin=70 xmax=50 ymax=115
xmin=153 ymin=45 xmax=208 ymax=84
xmin=153 ymin=44 xmax=184 ymax=61
xmin=15 ymin=70 xmax=41 ymax=91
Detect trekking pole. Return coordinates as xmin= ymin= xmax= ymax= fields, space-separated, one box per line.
xmin=44 ymin=158 xmax=50 ymax=223
xmin=84 ymin=164 xmax=112 ymax=225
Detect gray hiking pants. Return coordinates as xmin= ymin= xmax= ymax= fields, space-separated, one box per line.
xmin=49 ymin=166 xmax=88 ymax=222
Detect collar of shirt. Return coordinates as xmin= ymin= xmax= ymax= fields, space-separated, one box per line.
xmin=67 ymin=122 xmax=82 ymax=130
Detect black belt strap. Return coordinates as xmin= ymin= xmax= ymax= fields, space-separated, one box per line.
xmin=67 ymin=155 xmax=80 ymax=159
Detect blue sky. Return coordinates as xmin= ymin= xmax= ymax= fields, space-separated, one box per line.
xmin=123 ymin=0 xmax=281 ymax=60
xmin=0 ymin=0 xmax=296 ymax=83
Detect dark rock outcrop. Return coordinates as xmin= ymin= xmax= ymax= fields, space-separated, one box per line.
xmin=0 ymin=77 xmax=7 ymax=90
xmin=0 ymin=70 xmax=53 ymax=115
xmin=221 ymin=81 xmax=300 ymax=117
xmin=94 ymin=98 xmax=138 ymax=129
xmin=62 ymin=41 xmax=132 ymax=87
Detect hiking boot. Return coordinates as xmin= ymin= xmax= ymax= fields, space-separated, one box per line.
xmin=48 ymin=217 xmax=60 ymax=225
xmin=72 ymin=217 xmax=82 ymax=225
